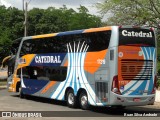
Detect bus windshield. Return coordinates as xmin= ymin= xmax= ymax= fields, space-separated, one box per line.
xmin=119 ymin=28 xmax=155 ymax=47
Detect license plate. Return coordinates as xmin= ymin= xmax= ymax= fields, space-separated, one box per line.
xmin=133 ymin=98 xmax=141 ymax=102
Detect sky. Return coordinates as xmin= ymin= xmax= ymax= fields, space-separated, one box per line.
xmin=0 ymin=0 xmax=106 ymax=20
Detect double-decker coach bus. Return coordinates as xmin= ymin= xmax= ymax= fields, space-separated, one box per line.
xmin=7 ymin=26 xmax=157 ymax=110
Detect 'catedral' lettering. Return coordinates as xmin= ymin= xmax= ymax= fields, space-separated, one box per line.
xmin=35 ymin=56 xmax=61 ymax=63
xmin=122 ymin=30 xmax=152 ymax=38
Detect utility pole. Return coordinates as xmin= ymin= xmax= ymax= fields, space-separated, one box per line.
xmin=23 ymin=0 xmax=32 ymax=37
xmin=24 ymin=2 xmax=28 ymax=37
xmin=22 ymin=0 xmax=24 ymax=12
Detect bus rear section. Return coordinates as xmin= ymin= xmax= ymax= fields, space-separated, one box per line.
xmin=110 ymin=27 xmax=156 ymax=106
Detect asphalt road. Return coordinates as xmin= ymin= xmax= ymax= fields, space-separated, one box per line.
xmin=0 ymin=89 xmax=160 ymax=120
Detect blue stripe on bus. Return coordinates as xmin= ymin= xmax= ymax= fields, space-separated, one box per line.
xmin=54 ymin=53 xmax=72 ymax=99
xmin=56 ymin=30 xmax=84 ymax=36
xmin=142 ymin=47 xmax=147 ymax=60
xmin=79 ymin=52 xmax=96 ymax=105
xmin=129 ymin=80 xmax=147 ymax=95
xmin=145 ymin=47 xmax=154 ymax=94
xmin=22 ymin=79 xmax=49 ymax=95
xmin=147 ymin=47 xmax=154 ymax=94
xmin=129 ymin=47 xmax=148 ymax=95
xmin=141 ymin=47 xmax=154 ymax=95
xmin=122 ymin=81 xmax=139 ymax=95
xmin=122 ymin=47 xmax=150 ymax=95
xmin=69 ymin=53 xmax=73 ymax=88
xmin=30 ymin=53 xmax=66 ymax=67
xmin=150 ymin=47 xmax=155 ymax=60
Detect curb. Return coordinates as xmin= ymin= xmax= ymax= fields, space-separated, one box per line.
xmin=155 ymin=90 xmax=160 ymax=102
xmin=0 ymin=86 xmax=7 ymax=90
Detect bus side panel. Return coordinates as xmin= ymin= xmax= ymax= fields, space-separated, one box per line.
xmin=47 ymin=50 xmax=109 ymax=106
xmin=22 ymin=79 xmax=48 ymax=95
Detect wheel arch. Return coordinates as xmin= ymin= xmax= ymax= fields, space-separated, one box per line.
xmin=76 ymin=88 xmax=87 ymax=101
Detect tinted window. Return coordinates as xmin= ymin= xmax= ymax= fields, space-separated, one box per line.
xmin=22 ymin=66 xmax=67 ymax=81
xmin=119 ymin=28 xmax=155 ymax=47
xmin=7 ymin=56 xmax=16 ymax=77
xmin=20 ymin=31 xmax=111 ymax=56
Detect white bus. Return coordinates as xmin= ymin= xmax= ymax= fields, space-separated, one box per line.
xmin=7 ymin=26 xmax=157 ymax=110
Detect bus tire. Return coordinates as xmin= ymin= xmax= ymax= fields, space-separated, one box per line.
xmin=79 ymin=91 xmax=89 ymax=110
xmin=19 ymin=86 xmax=24 ymax=99
xmin=66 ymin=89 xmax=77 ymax=108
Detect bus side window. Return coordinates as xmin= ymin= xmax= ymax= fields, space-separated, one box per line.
xmin=50 ymin=67 xmax=67 ymax=81
xmin=22 ymin=67 xmax=30 ymax=79
xmin=16 ymin=68 xmax=29 ymax=79
xmin=28 ymin=67 xmax=37 ymax=79
xmin=37 ymin=69 xmax=49 ymax=81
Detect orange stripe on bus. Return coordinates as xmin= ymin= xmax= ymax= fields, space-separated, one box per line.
xmin=32 ymin=33 xmax=58 ymax=39
xmin=63 ymin=60 xmax=68 ymax=67
xmin=84 ymin=49 xmax=108 ymax=74
xmin=41 ymin=81 xmax=57 ymax=94
xmin=17 ymin=54 xmax=36 ymax=69
xmin=84 ymin=27 xmax=111 ymax=33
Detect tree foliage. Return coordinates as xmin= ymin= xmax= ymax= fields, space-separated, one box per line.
xmin=97 ymin=0 xmax=160 ymax=26
xmin=0 ymin=5 xmax=102 ymax=62
xmin=97 ymin=0 xmax=160 ymax=55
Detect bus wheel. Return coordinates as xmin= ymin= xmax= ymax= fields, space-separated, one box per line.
xmin=66 ymin=89 xmax=77 ymax=108
xmin=79 ymin=91 xmax=89 ymax=110
xmin=19 ymin=86 xmax=24 ymax=98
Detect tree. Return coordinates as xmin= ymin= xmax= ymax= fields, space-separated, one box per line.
xmin=70 ymin=5 xmax=101 ymax=30
xmin=28 ymin=5 xmax=101 ymax=34
xmin=97 ymin=0 xmax=160 ymax=27
xmin=0 ymin=5 xmax=102 ymax=62
xmin=97 ymin=0 xmax=160 ymax=55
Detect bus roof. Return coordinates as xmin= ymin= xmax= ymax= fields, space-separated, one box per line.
xmin=21 ymin=25 xmax=153 ymax=40
xmin=31 ymin=26 xmax=112 ymax=39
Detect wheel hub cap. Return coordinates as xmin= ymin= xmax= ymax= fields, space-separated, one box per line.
xmin=68 ymin=93 xmax=74 ymax=105
xmin=81 ymin=96 xmax=87 ymax=106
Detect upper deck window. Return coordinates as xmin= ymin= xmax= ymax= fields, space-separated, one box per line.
xmin=20 ymin=30 xmax=111 ymax=56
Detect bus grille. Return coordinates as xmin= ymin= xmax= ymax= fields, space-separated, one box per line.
xmin=121 ymin=59 xmax=153 ymax=80
xmin=95 ymin=82 xmax=108 ymax=103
